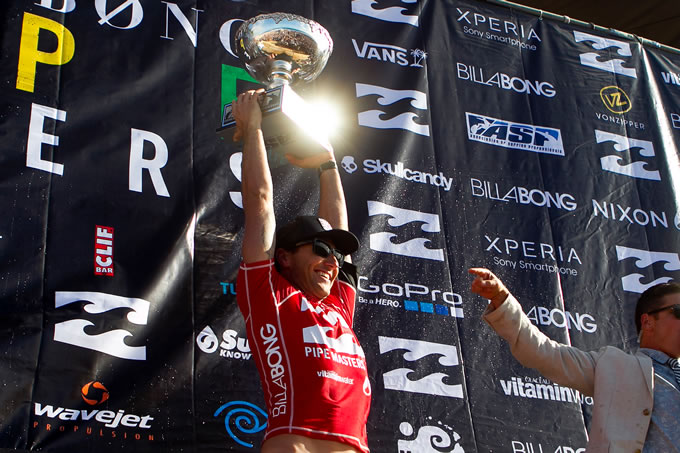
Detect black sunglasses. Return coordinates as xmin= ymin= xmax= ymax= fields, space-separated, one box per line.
xmin=295 ymin=239 xmax=345 ymax=266
xmin=647 ymin=303 xmax=680 ymax=319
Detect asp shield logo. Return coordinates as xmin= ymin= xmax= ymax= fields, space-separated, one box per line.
xmin=53 ymin=291 xmax=150 ymax=360
xmin=616 ymin=245 xmax=680 ymax=293
xmin=379 ymin=336 xmax=463 ymax=398
xmin=356 ymin=83 xmax=430 ymax=136
xmin=466 ymin=113 xmax=564 ymax=156
xmin=351 ymin=0 xmax=419 ymax=26
xmin=367 ymin=200 xmax=444 ymax=261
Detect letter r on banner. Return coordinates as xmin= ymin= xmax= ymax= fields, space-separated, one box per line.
xmin=129 ymin=129 xmax=170 ymax=197
xmin=17 ymin=12 xmax=75 ymax=93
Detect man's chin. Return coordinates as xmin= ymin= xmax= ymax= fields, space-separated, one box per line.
xmin=311 ymin=283 xmax=332 ymax=299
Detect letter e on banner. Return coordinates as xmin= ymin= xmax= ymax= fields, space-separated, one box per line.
xmin=26 ymin=103 xmax=67 ymax=175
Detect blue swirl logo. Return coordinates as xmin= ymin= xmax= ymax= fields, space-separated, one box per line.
xmin=214 ymin=401 xmax=268 ymax=448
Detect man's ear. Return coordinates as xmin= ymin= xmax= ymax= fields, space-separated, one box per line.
xmin=276 ymin=248 xmax=290 ymax=269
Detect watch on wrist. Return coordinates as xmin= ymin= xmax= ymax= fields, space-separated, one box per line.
xmin=318 ymin=160 xmax=337 ymax=176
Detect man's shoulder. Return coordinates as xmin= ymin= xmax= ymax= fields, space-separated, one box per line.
xmin=596 ymin=345 xmax=652 ymax=367
xmin=237 ymin=259 xmax=290 ymax=294
xmin=240 ymin=258 xmax=275 ymax=271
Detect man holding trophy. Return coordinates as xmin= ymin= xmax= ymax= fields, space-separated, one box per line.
xmin=232 ymin=14 xmax=371 ymax=453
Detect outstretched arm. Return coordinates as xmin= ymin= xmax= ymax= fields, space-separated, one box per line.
xmin=469 ymin=267 xmax=598 ymax=395
xmin=234 ymin=90 xmax=275 ymax=263
xmin=286 ymin=150 xmax=351 ymax=262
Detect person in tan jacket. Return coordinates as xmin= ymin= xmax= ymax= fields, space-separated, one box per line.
xmin=469 ymin=268 xmax=680 ymax=452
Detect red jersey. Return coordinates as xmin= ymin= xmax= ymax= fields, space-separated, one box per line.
xmin=236 ymin=259 xmax=371 ymax=452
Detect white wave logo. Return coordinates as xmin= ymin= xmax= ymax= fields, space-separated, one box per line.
xmin=368 ymin=200 xmax=444 ymax=261
xmin=379 ymin=336 xmax=463 ymax=398
xmin=573 ymin=31 xmax=636 ymax=78
xmin=53 ymin=291 xmax=149 ymax=360
xmin=351 ymin=0 xmax=419 ymax=26
xmin=595 ymin=130 xmax=660 ymax=181
xmin=356 ymin=83 xmax=430 ymax=136
xmin=616 ymin=246 xmax=680 ymax=293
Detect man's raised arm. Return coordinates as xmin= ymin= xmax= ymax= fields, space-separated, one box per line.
xmin=286 ymin=150 xmax=350 ymax=262
xmin=233 ymin=90 xmax=275 ymax=263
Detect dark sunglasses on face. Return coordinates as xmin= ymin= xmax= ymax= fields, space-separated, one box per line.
xmin=646 ymin=303 xmax=680 ymax=319
xmin=296 ymin=239 xmax=345 ymax=266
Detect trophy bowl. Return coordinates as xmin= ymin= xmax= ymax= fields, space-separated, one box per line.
xmin=234 ymin=12 xmax=333 ymax=88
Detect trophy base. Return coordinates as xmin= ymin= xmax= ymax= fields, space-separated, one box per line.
xmin=217 ymin=85 xmax=332 ymax=165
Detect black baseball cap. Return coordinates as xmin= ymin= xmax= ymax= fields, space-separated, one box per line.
xmin=275 ymin=216 xmax=359 ymax=255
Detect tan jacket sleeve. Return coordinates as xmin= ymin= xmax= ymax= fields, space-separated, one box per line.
xmin=483 ymin=294 xmax=602 ymax=397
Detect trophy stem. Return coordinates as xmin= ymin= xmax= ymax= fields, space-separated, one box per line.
xmin=268 ymin=60 xmax=293 ymax=88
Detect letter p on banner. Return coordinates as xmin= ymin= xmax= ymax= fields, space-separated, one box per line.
xmin=17 ymin=12 xmax=75 ymax=93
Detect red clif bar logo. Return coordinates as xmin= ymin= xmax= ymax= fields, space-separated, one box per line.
xmin=94 ymin=226 xmax=114 ymax=276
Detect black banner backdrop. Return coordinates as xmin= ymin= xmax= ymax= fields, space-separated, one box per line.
xmin=1 ymin=0 xmax=679 ymax=452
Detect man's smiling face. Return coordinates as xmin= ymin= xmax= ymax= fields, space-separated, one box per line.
xmin=278 ymin=240 xmax=340 ymax=299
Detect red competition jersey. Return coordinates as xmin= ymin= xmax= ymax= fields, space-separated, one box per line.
xmin=237 ymin=259 xmax=371 ymax=452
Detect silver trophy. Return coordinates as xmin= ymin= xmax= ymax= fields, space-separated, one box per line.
xmin=217 ymin=13 xmax=334 ymax=160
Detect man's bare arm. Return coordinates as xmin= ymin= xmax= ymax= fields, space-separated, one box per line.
xmin=286 ymin=151 xmax=350 ymax=262
xmin=234 ymin=90 xmax=275 ymax=263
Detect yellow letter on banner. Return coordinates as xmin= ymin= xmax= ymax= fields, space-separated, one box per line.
xmin=16 ymin=12 xmax=75 ymax=93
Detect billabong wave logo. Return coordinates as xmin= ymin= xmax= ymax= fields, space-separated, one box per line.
xmin=356 ymin=83 xmax=430 ymax=136
xmin=214 ymin=401 xmax=267 ymax=448
xmin=573 ymin=31 xmax=636 ymax=78
xmin=367 ymin=200 xmax=444 ymax=261
xmin=53 ymin=291 xmax=150 ymax=360
xmin=595 ymin=130 xmax=660 ymax=181
xmin=351 ymin=0 xmax=419 ymax=26
xmin=379 ymin=336 xmax=463 ymax=398
xmin=398 ymin=418 xmax=465 ymax=452
xmin=466 ymin=113 xmax=564 ymax=156
xmin=616 ymin=245 xmax=680 ymax=293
